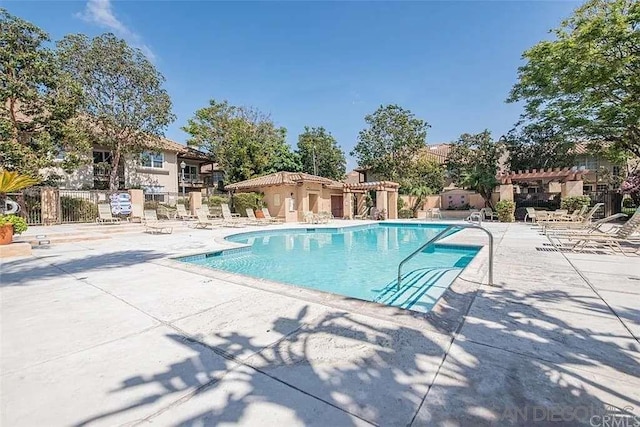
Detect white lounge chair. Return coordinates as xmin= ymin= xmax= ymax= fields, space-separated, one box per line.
xmin=176 ymin=204 xmax=196 ymax=220
xmin=220 ymin=204 xmax=246 ymax=227
xmin=261 ymin=208 xmax=283 ymax=223
xmin=96 ymin=204 xmax=121 ymax=224
xmin=194 ymin=209 xmax=222 ymax=229
xmin=245 ymin=208 xmax=269 ymax=226
xmin=142 ymin=210 xmax=172 ymax=234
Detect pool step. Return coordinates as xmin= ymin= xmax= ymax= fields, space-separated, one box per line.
xmin=373 ymin=268 xmax=461 ymax=313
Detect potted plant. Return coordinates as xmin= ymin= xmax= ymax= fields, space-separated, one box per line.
xmin=495 ymin=200 xmax=516 ymax=222
xmin=0 ymin=170 xmax=39 ymax=245
xmin=0 ymin=215 xmax=28 ymax=245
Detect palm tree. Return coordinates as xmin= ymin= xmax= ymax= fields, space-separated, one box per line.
xmin=461 ymin=167 xmax=498 ymax=208
xmin=0 ymin=170 xmax=39 ymax=215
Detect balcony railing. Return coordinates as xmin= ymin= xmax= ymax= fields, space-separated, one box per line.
xmin=181 ymin=173 xmax=204 ymax=186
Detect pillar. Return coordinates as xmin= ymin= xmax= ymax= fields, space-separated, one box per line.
xmin=128 ymin=189 xmax=144 ymax=220
xmin=498 ymin=184 xmax=514 ymax=202
xmin=376 ymin=190 xmax=388 ymax=218
xmin=343 ymin=191 xmax=353 ymax=219
xmin=387 ymin=191 xmax=398 ymax=219
xmin=561 ymin=180 xmax=584 ymax=198
xmin=189 ymin=191 xmax=202 ymax=216
xmin=40 ymin=187 xmax=59 ymax=225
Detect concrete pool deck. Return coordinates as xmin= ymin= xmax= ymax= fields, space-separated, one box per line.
xmin=1 ymin=220 xmax=639 ymax=426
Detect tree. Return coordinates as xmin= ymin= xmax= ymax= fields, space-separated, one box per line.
xmin=446 ymin=131 xmax=503 ymax=207
xmin=296 ymin=126 xmax=346 ymax=180
xmin=505 ymin=122 xmax=577 ymax=172
xmin=57 ymin=33 xmax=174 ymax=190
xmin=508 ymin=0 xmax=640 ymax=158
xmin=621 ymin=170 xmax=640 ymax=206
xmin=0 ymin=9 xmax=86 ymax=177
xmin=351 ymin=104 xmax=429 ymax=181
xmin=183 ymin=99 xmax=293 ymax=183
xmin=266 ymin=143 xmax=302 ymax=174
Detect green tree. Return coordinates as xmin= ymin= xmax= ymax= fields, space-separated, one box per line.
xmin=57 ymin=33 xmax=174 ymax=190
xmin=447 ymin=131 xmax=503 ymax=207
xmin=266 ymin=143 xmax=302 ymax=173
xmin=0 ymin=9 xmax=86 ymax=177
xmin=508 ymin=0 xmax=640 ymax=157
xmin=351 ymin=104 xmax=429 ymax=181
xmin=183 ymin=99 xmax=291 ymax=183
xmin=296 ymin=126 xmax=346 ymax=180
xmin=399 ymin=156 xmax=444 ymax=195
xmin=505 ymin=122 xmax=577 ymax=172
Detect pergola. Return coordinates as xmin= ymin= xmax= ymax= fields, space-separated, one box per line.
xmin=341 ymin=181 xmax=400 ymax=219
xmin=497 ymin=167 xmax=589 ymax=184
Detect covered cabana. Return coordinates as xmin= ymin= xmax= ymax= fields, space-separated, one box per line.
xmin=342 ymin=181 xmax=400 ymax=220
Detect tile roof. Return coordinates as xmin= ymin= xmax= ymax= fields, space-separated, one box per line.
xmin=419 ymin=144 xmax=452 ymax=164
xmin=159 ymin=139 xmax=210 ymax=161
xmin=225 ymin=171 xmax=341 ymax=191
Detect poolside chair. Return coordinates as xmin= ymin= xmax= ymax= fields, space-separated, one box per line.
xmin=200 ymin=205 xmax=221 ymax=219
xmin=96 ymin=204 xmax=121 ymax=224
xmin=194 ymin=209 xmax=222 ymax=229
xmin=176 ymin=204 xmax=196 ymax=220
xmin=545 ymin=211 xmax=629 ymax=237
xmin=261 ymin=208 xmax=283 ymax=223
xmin=220 ymin=204 xmax=246 ymax=227
xmin=524 ymin=207 xmax=537 ymax=223
xmin=481 ymin=207 xmax=498 ymax=221
xmin=245 ymin=208 xmax=269 ymax=226
xmin=430 ymin=208 xmax=443 ymax=219
xmin=556 ymin=207 xmax=640 ymax=256
xmin=354 ymin=207 xmax=370 ymax=220
xmin=542 ymin=204 xmax=604 ymax=233
xmin=142 ymin=210 xmax=173 ymax=234
xmin=303 ymin=211 xmax=316 ymax=224
xmin=317 ymin=211 xmax=332 ymax=224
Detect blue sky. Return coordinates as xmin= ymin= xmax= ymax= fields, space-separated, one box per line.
xmin=4 ymin=0 xmax=579 ymax=169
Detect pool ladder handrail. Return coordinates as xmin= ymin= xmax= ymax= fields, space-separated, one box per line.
xmin=396 ymin=224 xmax=494 ymax=291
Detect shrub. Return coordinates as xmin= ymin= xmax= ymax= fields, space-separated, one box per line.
xmin=207 ymin=195 xmax=229 ymax=207
xmin=397 ymin=197 xmax=405 ymax=211
xmin=0 ymin=215 xmax=28 ymax=234
xmin=60 ymin=197 xmax=98 ymax=222
xmin=495 ymin=200 xmax=516 ymax=222
xmin=232 ymin=192 xmax=264 ymax=216
xmin=622 ymin=197 xmax=636 ymax=208
xmin=560 ymin=196 xmax=591 ymax=213
xmin=399 ymin=208 xmax=414 ymax=219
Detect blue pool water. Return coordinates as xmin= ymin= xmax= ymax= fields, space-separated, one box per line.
xmin=179 ymin=223 xmax=480 ymax=313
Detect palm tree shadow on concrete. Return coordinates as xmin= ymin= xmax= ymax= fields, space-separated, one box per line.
xmin=72 ymin=285 xmax=640 ymax=426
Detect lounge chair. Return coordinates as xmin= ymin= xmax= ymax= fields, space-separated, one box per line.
xmin=245 ymin=208 xmax=269 ymax=226
xmin=481 ymin=207 xmax=498 ymax=221
xmin=96 ymin=204 xmax=121 ymax=224
xmin=200 ymin=205 xmax=221 ymax=219
xmin=261 ymin=208 xmax=283 ymax=223
xmin=220 ymin=204 xmax=246 ymax=227
xmin=317 ymin=211 xmax=332 ymax=224
xmin=354 ymin=207 xmax=370 ymax=220
xmin=142 ymin=210 xmax=173 ymax=234
xmin=176 ymin=204 xmax=196 ymax=220
xmin=430 ymin=208 xmax=443 ymax=219
xmin=194 ymin=209 xmax=222 ymax=229
xmin=555 ymin=207 xmax=640 ymax=256
xmin=541 ymin=204 xmax=598 ymax=233
xmin=302 ymin=211 xmax=316 ymax=224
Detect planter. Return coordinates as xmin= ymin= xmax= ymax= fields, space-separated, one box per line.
xmin=0 ymin=224 xmax=14 ymax=245
xmin=255 ymin=210 xmax=265 ymax=219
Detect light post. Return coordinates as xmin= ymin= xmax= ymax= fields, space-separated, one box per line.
xmin=180 ymin=161 xmax=186 ymax=198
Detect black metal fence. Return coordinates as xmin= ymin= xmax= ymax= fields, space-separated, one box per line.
xmin=6 ymin=188 xmax=43 ymax=225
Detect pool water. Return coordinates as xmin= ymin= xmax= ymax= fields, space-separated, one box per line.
xmin=179 ymin=223 xmax=480 ymax=313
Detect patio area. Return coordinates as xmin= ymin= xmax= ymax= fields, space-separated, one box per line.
xmin=1 ymin=220 xmax=639 ymax=426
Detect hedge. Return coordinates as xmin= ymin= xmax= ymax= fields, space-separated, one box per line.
xmin=232 ymin=192 xmax=264 ymax=216
xmin=495 ymin=200 xmax=516 ymax=222
xmin=560 ymin=196 xmax=591 ymax=213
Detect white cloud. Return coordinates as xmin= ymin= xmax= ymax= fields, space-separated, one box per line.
xmin=76 ymin=0 xmax=155 ymax=61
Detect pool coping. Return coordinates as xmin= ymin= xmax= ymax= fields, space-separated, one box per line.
xmin=156 ymin=221 xmax=491 ymax=337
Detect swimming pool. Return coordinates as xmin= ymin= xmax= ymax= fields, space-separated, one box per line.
xmin=178 ymin=223 xmax=480 ymax=313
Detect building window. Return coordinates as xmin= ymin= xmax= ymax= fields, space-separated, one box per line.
xmin=140 ymin=151 xmax=164 ymax=168
xmin=596 ymin=184 xmax=609 ymax=192
xmin=182 ymin=165 xmax=198 ymax=181
xmin=578 ymin=157 xmax=599 ymax=171
xmin=93 ymin=150 xmax=112 ymax=164
xmin=143 ymin=186 xmax=166 ymax=202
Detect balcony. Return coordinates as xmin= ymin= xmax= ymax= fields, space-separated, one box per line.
xmin=180 ymin=173 xmax=205 ymax=187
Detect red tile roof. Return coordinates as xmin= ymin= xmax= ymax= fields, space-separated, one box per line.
xmin=225 ymin=172 xmax=341 ymax=191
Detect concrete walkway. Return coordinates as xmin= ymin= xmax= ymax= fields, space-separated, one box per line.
xmin=1 ymin=221 xmax=638 ymax=426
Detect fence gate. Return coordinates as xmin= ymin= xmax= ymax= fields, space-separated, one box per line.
xmin=6 ymin=188 xmax=43 ymax=225
xmin=59 ymin=190 xmax=111 ymax=223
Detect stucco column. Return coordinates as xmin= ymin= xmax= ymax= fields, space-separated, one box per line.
xmin=561 ymin=180 xmax=584 ymax=198
xmin=189 ymin=191 xmax=202 ymax=216
xmin=297 ymin=186 xmax=306 ymax=222
xmin=387 ymin=191 xmax=398 ymax=219
xmin=376 ymin=190 xmax=388 ymax=217
xmin=498 ymin=184 xmax=514 ymax=202
xmin=343 ymin=191 xmax=353 ymax=219
xmin=40 ymin=187 xmax=59 ymax=225
xmin=128 ymin=189 xmax=144 ymax=220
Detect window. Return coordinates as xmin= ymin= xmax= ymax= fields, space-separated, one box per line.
xmin=93 ymin=151 xmax=112 ymax=164
xmin=583 ymin=185 xmax=593 ymax=192
xmin=597 ymin=184 xmax=609 ymax=191
xmin=578 ymin=156 xmax=599 ymax=171
xmin=140 ymin=151 xmax=164 ymax=168
xmin=143 ymin=186 xmax=166 ymax=202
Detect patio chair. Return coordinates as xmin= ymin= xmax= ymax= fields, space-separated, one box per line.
xmin=142 ymin=210 xmax=173 ymax=234
xmin=200 ymin=205 xmax=221 ymax=219
xmin=354 ymin=207 xmax=370 ymax=220
xmin=176 ymin=204 xmax=196 ymax=220
xmin=303 ymin=211 xmax=316 ymax=224
xmin=543 ymin=204 xmax=604 ymax=232
xmin=261 ymin=208 xmax=283 ymax=223
xmin=220 ymin=204 xmax=246 ymax=227
xmin=556 ymin=207 xmax=640 ymax=256
xmin=524 ymin=207 xmax=537 ymax=223
xmin=545 ymin=212 xmax=629 ymax=237
xmin=430 ymin=208 xmax=443 ymax=219
xmin=480 ymin=207 xmax=498 ymax=221
xmin=194 ymin=209 xmax=222 ymax=229
xmin=96 ymin=204 xmax=121 ymax=224
xmin=245 ymin=208 xmax=269 ymax=226
xmin=317 ymin=211 xmax=333 ymax=224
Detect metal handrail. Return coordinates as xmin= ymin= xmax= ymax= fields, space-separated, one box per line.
xmin=397 ymin=224 xmax=494 ymax=291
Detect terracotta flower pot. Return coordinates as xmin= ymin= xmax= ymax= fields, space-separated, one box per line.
xmin=255 ymin=210 xmax=265 ymax=219
xmin=0 ymin=224 xmax=14 ymax=245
